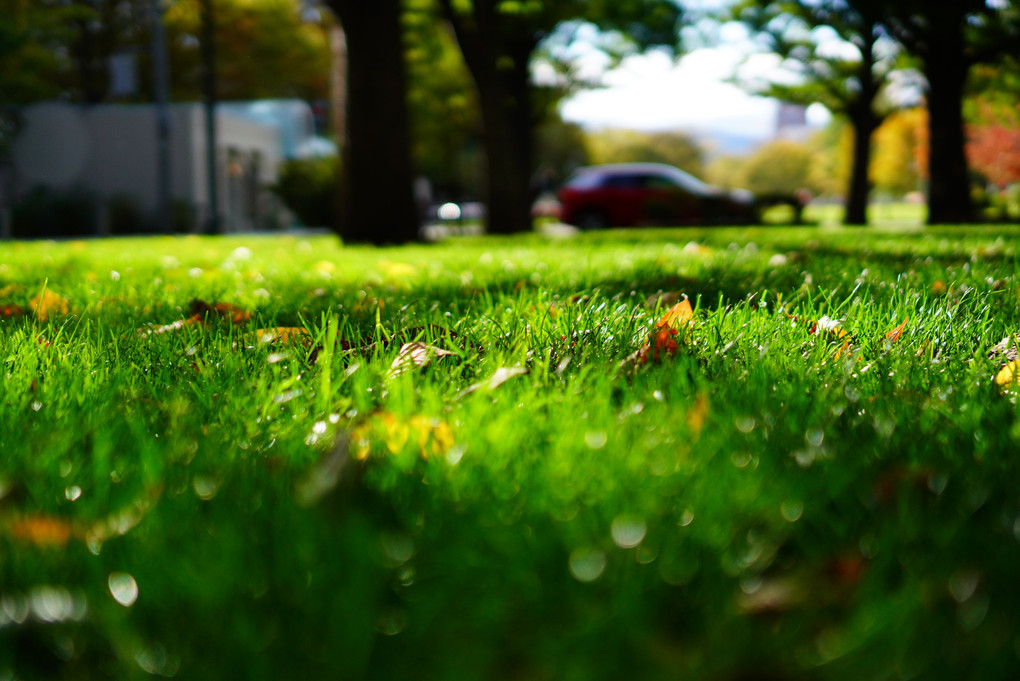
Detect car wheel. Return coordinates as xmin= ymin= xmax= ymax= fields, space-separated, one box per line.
xmin=575 ymin=208 xmax=608 ymax=230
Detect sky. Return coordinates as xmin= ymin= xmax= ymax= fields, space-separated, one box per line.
xmin=552 ymin=14 xmax=833 ymax=149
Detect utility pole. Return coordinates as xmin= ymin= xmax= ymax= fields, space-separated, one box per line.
xmin=150 ymin=0 xmax=172 ymax=234
xmin=201 ymin=0 xmax=220 ymax=234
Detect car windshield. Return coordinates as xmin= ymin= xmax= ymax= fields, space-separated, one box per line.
xmin=659 ymin=166 xmax=712 ymax=194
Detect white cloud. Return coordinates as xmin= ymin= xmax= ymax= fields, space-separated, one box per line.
xmin=559 ymin=47 xmax=781 ymax=138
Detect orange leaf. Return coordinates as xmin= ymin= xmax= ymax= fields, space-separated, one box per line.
xmin=649 ymin=325 xmax=681 ymax=361
xmin=10 ymin=516 xmax=73 ymax=548
xmin=30 ymin=290 xmax=71 ymax=320
xmin=885 ymin=318 xmax=908 ymax=342
xmin=0 ymin=304 xmax=25 ymax=318
xmin=658 ymin=297 xmax=693 ymax=330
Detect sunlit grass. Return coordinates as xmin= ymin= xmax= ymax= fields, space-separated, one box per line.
xmin=2 ymin=224 xmax=1020 ymax=680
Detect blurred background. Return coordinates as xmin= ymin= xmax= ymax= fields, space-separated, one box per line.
xmin=0 ymin=0 xmax=1017 ymax=241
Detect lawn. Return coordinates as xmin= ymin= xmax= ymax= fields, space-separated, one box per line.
xmin=2 ymin=224 xmax=1020 ymax=680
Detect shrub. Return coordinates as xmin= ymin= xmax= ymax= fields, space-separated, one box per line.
xmin=270 ymin=155 xmax=339 ymax=228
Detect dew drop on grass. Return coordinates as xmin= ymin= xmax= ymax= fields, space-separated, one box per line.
xmin=611 ymin=515 xmax=647 ymax=549
xmin=569 ymin=548 xmax=606 ymax=583
xmin=948 ymin=569 xmax=980 ymax=603
xmin=59 ymin=460 xmax=73 ymax=478
xmin=65 ymin=486 xmax=82 ymax=502
xmin=735 ymin=416 xmax=756 ymax=433
xmin=805 ymin=428 xmax=824 ymax=447
xmin=781 ymin=500 xmax=804 ymax=522
xmin=192 ymin=476 xmax=220 ymax=501
xmin=446 ymin=444 xmax=466 ymax=466
xmin=731 ymin=451 xmax=752 ymax=469
xmin=584 ymin=431 xmax=608 ymax=450
xmin=653 ymin=390 xmax=665 ymax=402
xmin=679 ymin=509 xmax=695 ymax=527
xmin=108 ymin=573 xmax=138 ymax=607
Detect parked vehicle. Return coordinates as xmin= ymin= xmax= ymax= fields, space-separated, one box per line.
xmin=557 ymin=163 xmax=759 ymax=229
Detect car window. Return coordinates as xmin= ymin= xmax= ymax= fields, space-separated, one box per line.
xmin=602 ymin=174 xmax=644 ymax=189
xmin=563 ymin=172 xmax=605 ymax=190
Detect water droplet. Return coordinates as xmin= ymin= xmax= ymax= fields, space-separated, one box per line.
xmin=652 ymin=390 xmax=665 ymax=402
xmin=805 ymin=428 xmax=824 ymax=447
xmin=380 ymin=533 xmax=415 ymax=565
xmin=731 ymin=451 xmax=752 ymax=469
xmin=328 ymin=413 xmax=341 ymax=424
xmin=108 ymin=573 xmax=138 ymax=607
xmin=312 ymin=421 xmax=328 ymax=435
xmin=192 ymin=476 xmax=220 ymax=501
xmin=949 ymin=569 xmax=980 ymax=603
xmin=569 ymin=548 xmax=606 ymax=583
xmin=65 ymin=486 xmax=82 ymax=501
xmin=31 ymin=401 xmax=42 ymax=412
xmin=678 ymin=508 xmax=695 ymax=526
xmin=735 ymin=416 xmax=756 ymax=433
xmin=376 ymin=607 xmax=409 ymax=636
xmin=584 ymin=431 xmax=608 ymax=449
xmin=446 ymin=444 xmax=466 ymax=466
xmin=781 ymin=500 xmax=804 ymax=522
xmin=611 ymin=515 xmax=647 ymax=549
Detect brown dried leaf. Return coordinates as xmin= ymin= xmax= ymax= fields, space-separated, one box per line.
xmin=9 ymin=515 xmax=73 ymax=548
xmin=389 ymin=342 xmax=454 ymax=377
xmin=190 ymin=299 xmax=251 ymax=324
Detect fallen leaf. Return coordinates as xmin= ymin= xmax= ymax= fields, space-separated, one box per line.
xmin=885 ymin=318 xmax=909 ymax=342
xmin=389 ymin=342 xmax=454 ymax=377
xmin=458 ymin=366 xmax=529 ymax=397
xmin=139 ymin=317 xmax=203 ymax=336
xmin=686 ymin=392 xmax=710 ymax=439
xmin=0 ymin=304 xmax=25 ymax=318
xmin=658 ymin=297 xmax=694 ymax=330
xmin=352 ymin=412 xmax=455 ymax=460
xmin=996 ymin=360 xmax=1020 ymax=386
xmin=249 ymin=327 xmax=313 ymax=346
xmin=9 ymin=515 xmax=73 ymax=548
xmin=190 ymin=299 xmax=250 ymax=324
xmin=30 ymin=289 xmax=71 ymax=320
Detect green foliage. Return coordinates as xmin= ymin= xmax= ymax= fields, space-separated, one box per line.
xmin=3 ymin=226 xmax=1020 ymax=678
xmin=165 ymin=0 xmax=332 ymax=102
xmin=733 ymin=139 xmax=820 ymax=196
xmin=585 ymin=129 xmax=705 ymax=177
xmin=269 ymin=156 xmax=340 ymax=228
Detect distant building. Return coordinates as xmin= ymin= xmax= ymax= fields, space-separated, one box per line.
xmin=7 ymin=99 xmax=335 ymax=235
xmin=775 ymin=102 xmax=811 ymax=142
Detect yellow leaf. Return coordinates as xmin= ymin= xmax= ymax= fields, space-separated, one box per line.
xmin=30 ymin=289 xmax=71 ymax=320
xmin=249 ymin=327 xmax=312 ymax=345
xmin=379 ymin=260 xmax=418 ymax=280
xmin=686 ymin=392 xmax=710 ymax=439
xmin=996 ymin=360 xmax=1020 ymax=386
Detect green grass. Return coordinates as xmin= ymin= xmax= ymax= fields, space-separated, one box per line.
xmin=3 ymin=224 xmax=1020 ymax=680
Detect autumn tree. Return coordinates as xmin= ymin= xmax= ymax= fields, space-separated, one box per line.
xmin=870 ymin=108 xmax=925 ymax=197
xmin=732 ymin=0 xmax=895 ymax=225
xmin=435 ymin=0 xmax=684 ymax=234
xmin=326 ymin=1 xmax=419 ymax=244
xmin=881 ymin=1 xmax=1019 ymax=224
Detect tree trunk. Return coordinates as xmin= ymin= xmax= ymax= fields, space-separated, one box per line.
xmin=328 ymin=1 xmax=419 ymax=244
xmin=843 ymin=45 xmax=881 ymax=227
xmin=844 ymin=113 xmax=877 ymax=226
xmin=474 ymin=61 xmax=535 ymax=235
xmin=438 ymin=1 xmax=536 ymax=234
xmin=924 ymin=38 xmax=975 ymax=224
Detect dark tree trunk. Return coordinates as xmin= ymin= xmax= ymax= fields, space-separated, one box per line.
xmin=924 ymin=28 xmax=975 ymax=224
xmin=844 ymin=111 xmax=878 ymax=226
xmin=327 ymin=1 xmax=419 ymax=244
xmin=474 ymin=57 xmax=535 ymax=235
xmin=843 ymin=42 xmax=882 ymax=227
xmin=438 ymin=1 xmax=536 ymax=234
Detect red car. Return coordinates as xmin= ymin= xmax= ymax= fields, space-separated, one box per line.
xmin=557 ymin=163 xmax=759 ymax=229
